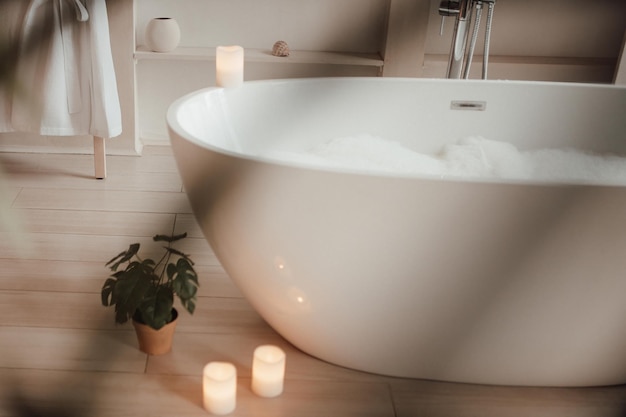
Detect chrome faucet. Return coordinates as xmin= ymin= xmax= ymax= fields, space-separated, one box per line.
xmin=439 ymin=0 xmax=496 ymax=79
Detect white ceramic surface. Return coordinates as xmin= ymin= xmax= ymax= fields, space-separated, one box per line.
xmin=167 ymin=78 xmax=626 ymax=387
xmin=145 ymin=17 xmax=180 ymax=53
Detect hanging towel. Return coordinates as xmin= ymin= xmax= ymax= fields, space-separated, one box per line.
xmin=1 ymin=0 xmax=122 ymax=139
xmin=0 ymin=0 xmax=29 ymax=132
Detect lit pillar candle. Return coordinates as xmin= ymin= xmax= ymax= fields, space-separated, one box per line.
xmin=215 ymin=45 xmax=244 ymax=88
xmin=203 ymin=362 xmax=237 ymax=415
xmin=251 ymin=345 xmax=286 ymax=398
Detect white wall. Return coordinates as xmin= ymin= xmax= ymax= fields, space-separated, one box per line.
xmin=421 ymin=0 xmax=626 ymax=81
xmin=1 ymin=0 xmax=624 ymax=152
xmin=135 ymin=0 xmax=389 ymax=143
xmin=137 ymin=0 xmax=626 ymax=144
xmin=136 ymin=0 xmax=388 ymax=53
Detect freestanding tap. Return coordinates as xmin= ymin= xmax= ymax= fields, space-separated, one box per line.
xmin=439 ymin=0 xmax=496 ymax=79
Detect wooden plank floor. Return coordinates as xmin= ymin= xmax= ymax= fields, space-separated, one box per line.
xmin=1 ymin=147 xmax=626 ymax=417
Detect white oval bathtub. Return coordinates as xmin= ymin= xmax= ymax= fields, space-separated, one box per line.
xmin=167 ymin=78 xmax=626 ymax=387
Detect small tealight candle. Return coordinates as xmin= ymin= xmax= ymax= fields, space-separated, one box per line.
xmin=251 ymin=345 xmax=286 ymax=398
xmin=215 ymin=45 xmax=244 ymax=88
xmin=203 ymin=362 xmax=237 ymax=415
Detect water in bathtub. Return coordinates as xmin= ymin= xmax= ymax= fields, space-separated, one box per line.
xmin=260 ymin=135 xmax=626 ymax=186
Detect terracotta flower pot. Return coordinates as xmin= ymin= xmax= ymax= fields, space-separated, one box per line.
xmin=132 ymin=309 xmax=178 ymax=355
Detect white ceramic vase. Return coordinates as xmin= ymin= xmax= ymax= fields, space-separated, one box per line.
xmin=145 ymin=17 xmax=181 ymax=53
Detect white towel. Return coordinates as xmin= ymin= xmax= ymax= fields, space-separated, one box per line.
xmin=1 ymin=0 xmax=121 ymax=139
xmin=0 ymin=0 xmax=28 ymax=132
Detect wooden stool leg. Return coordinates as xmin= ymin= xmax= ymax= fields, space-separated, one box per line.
xmin=94 ymin=136 xmax=107 ymax=179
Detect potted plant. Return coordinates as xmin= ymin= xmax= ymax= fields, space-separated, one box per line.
xmin=101 ymin=233 xmax=199 ymax=355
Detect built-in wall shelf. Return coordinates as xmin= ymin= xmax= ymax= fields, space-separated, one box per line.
xmin=130 ymin=0 xmax=626 ymax=148
xmin=134 ymin=46 xmax=384 ymax=67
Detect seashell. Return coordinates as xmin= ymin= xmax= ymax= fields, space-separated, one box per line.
xmin=272 ymin=40 xmax=290 ymax=57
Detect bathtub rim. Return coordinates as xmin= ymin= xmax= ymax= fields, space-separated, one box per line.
xmin=166 ymin=77 xmax=626 ymax=187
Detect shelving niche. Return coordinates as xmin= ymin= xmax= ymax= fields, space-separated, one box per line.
xmin=133 ymin=0 xmax=409 ymax=144
xmin=133 ymin=0 xmax=626 ymax=145
xmin=134 ymin=46 xmax=384 ymax=68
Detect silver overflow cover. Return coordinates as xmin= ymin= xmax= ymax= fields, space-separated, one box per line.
xmin=450 ymin=100 xmax=487 ymax=111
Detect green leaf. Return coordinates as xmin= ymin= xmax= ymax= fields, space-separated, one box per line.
xmin=166 ymin=262 xmax=177 ymax=280
xmin=101 ymin=277 xmax=117 ymax=306
xmin=177 ymin=257 xmax=196 ymax=273
xmin=164 ymin=246 xmax=193 ymax=264
xmin=142 ymin=259 xmax=158 ymax=280
xmin=172 ymin=258 xmax=199 ymax=315
xmin=182 ymin=298 xmax=196 ymax=315
xmin=115 ymin=306 xmax=130 ymax=325
xmin=153 ymin=233 xmax=187 ymax=243
xmin=105 ymin=243 xmax=140 ymax=271
xmin=111 ymin=264 xmax=152 ymax=324
xmin=138 ymin=287 xmax=174 ymax=330
xmin=173 ymin=271 xmax=198 ymax=300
